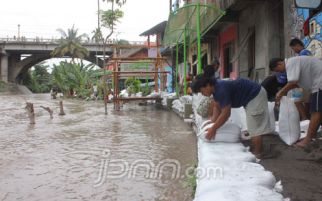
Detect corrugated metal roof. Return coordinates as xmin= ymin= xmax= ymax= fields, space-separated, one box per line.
xmin=140 ymin=21 xmax=168 ymax=36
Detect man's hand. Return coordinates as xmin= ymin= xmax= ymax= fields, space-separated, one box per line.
xmin=276 ymin=90 xmax=286 ymax=103
xmin=206 ymin=126 xmax=216 ymax=140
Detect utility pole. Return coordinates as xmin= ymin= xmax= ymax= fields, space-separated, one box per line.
xmin=17 ymin=24 xmax=20 ymax=40
xmin=97 ymin=0 xmax=100 ymax=28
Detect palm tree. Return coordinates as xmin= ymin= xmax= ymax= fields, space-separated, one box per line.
xmin=51 ymin=26 xmax=89 ymax=61
xmin=91 ymin=28 xmax=103 ymax=43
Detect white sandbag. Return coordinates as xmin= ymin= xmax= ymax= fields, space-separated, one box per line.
xmin=198 ymin=142 xmax=248 ymax=155
xmin=198 ymin=143 xmax=256 ymax=164
xmin=299 ymin=120 xmax=322 ymax=139
xmin=278 ymin=97 xmax=300 ymax=145
xmin=196 ymin=170 xmax=276 ymax=195
xmin=192 ymin=93 xmax=203 ymax=111
xmin=194 ymin=186 xmax=284 ymax=201
xmin=197 ymin=122 xmax=241 ymax=143
xmin=229 ymin=107 xmax=247 ymax=132
xmin=172 ymin=99 xmax=183 ymax=113
xmin=196 ymin=96 xmax=212 ymax=118
xmin=120 ymin=89 xmax=129 ymax=98
xmin=268 ymin=102 xmax=276 ymax=132
xmin=199 ymin=120 xmax=212 ymax=130
xmin=179 ymin=95 xmax=192 ymax=104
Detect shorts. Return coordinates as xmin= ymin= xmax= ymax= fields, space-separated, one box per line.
xmin=245 ymin=87 xmax=271 ymax=137
xmin=310 ymin=89 xmax=322 ymax=112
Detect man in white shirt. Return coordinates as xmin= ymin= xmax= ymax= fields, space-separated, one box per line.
xmin=269 ymin=56 xmax=322 ymax=147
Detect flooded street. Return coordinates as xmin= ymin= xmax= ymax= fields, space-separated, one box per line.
xmin=0 ymin=94 xmax=197 ymax=201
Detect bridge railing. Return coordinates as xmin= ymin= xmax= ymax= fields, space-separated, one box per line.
xmin=0 ymin=37 xmax=146 ymax=46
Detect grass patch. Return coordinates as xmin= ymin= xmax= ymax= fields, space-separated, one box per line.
xmin=183 ymin=164 xmax=197 ymax=197
xmin=0 ymin=81 xmax=7 ymax=92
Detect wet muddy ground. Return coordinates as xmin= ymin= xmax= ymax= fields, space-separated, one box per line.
xmin=244 ymin=134 xmax=322 ymax=201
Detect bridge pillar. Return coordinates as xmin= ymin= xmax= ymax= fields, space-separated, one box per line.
xmin=0 ymin=51 xmax=8 ymax=83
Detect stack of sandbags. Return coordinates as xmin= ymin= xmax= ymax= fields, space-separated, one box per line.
xmin=194 ymin=140 xmax=284 ymax=201
xmin=179 ymin=95 xmax=192 ymax=104
xmin=119 ymin=89 xmax=129 ymax=98
xmin=172 ymin=95 xmax=193 ymax=117
xmin=161 ymin=92 xmax=176 ymax=106
xmin=172 ymin=99 xmax=184 ymax=115
xmin=193 ymin=117 xmax=286 ymax=201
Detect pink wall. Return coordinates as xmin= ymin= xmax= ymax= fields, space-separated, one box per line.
xmin=218 ymin=24 xmax=238 ymax=79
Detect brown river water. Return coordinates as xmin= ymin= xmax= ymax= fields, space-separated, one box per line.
xmin=0 ymin=94 xmax=197 ymax=201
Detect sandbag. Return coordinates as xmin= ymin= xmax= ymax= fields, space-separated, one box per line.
xmin=299 ymin=120 xmax=322 ymax=139
xmin=196 ymin=170 xmax=276 ymax=195
xmin=194 ymin=186 xmax=284 ymax=201
xmin=278 ymin=96 xmax=300 ymax=145
xmin=196 ymin=96 xmax=212 ymax=118
xmin=268 ymin=102 xmax=276 ymax=133
xmin=198 ymin=122 xmax=241 ymax=143
xmin=199 ymin=147 xmax=256 ymax=164
xmin=179 ymin=95 xmax=192 ymax=104
xmin=229 ymin=107 xmax=247 ymax=132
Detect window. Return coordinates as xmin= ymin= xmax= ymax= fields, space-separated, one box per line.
xmin=223 ymin=42 xmax=234 ymax=78
xmin=248 ymin=29 xmax=255 ymax=79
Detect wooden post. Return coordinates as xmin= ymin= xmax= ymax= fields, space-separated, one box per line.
xmin=40 ymin=106 xmax=53 ymax=119
xmin=25 ymin=102 xmax=35 ymax=124
xmin=59 ymin=101 xmax=66 ymax=116
xmin=104 ymin=92 xmax=108 ymax=115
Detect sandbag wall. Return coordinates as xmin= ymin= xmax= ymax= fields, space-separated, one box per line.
xmin=191 ymin=94 xmax=286 ymax=201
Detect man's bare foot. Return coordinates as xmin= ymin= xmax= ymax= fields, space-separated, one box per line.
xmin=295 ymin=138 xmax=312 ymax=148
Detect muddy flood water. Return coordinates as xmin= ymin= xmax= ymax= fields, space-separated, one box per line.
xmin=0 ymin=94 xmax=197 ymax=201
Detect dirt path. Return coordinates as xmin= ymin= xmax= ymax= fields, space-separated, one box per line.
xmin=255 ymin=135 xmax=322 ymax=201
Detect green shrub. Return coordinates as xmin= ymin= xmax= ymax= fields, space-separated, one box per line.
xmin=0 ymin=81 xmax=6 ymax=92
xmin=125 ymin=77 xmax=141 ymax=95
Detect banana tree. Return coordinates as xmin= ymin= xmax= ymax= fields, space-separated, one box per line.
xmin=52 ymin=61 xmax=97 ymax=98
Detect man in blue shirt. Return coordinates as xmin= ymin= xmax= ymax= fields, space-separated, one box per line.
xmin=276 ymin=38 xmax=311 ymax=86
xmin=289 ymin=38 xmax=312 ymax=56
xmin=192 ymin=76 xmax=271 ymax=157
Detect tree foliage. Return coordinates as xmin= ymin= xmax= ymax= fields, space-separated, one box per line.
xmin=51 ymin=61 xmax=97 ymax=98
xmin=100 ymin=9 xmax=124 ymax=29
xmin=51 ymin=26 xmax=89 ymax=60
xmin=24 ymin=63 xmax=52 ymax=93
xmin=91 ymin=28 xmax=103 ymax=43
xmin=125 ymin=77 xmax=141 ymax=95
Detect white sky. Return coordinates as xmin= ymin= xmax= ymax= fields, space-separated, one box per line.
xmin=0 ymin=0 xmax=170 ymax=42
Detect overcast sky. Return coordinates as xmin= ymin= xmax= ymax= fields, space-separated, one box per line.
xmin=0 ymin=0 xmax=169 ymax=41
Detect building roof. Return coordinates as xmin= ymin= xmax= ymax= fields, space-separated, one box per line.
xmin=140 ymin=21 xmax=167 ymax=36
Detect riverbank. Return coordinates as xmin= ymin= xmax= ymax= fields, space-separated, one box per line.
xmin=166 ymin=94 xmax=322 ymax=201
xmin=0 ymin=81 xmax=32 ymax=95
xmin=0 ymin=81 xmax=19 ymax=94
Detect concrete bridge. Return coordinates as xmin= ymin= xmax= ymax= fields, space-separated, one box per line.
xmin=0 ymin=37 xmax=115 ymax=83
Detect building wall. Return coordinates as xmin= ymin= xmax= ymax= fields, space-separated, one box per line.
xmin=218 ymin=24 xmax=238 ymax=79
xmin=238 ymin=0 xmax=282 ymax=82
